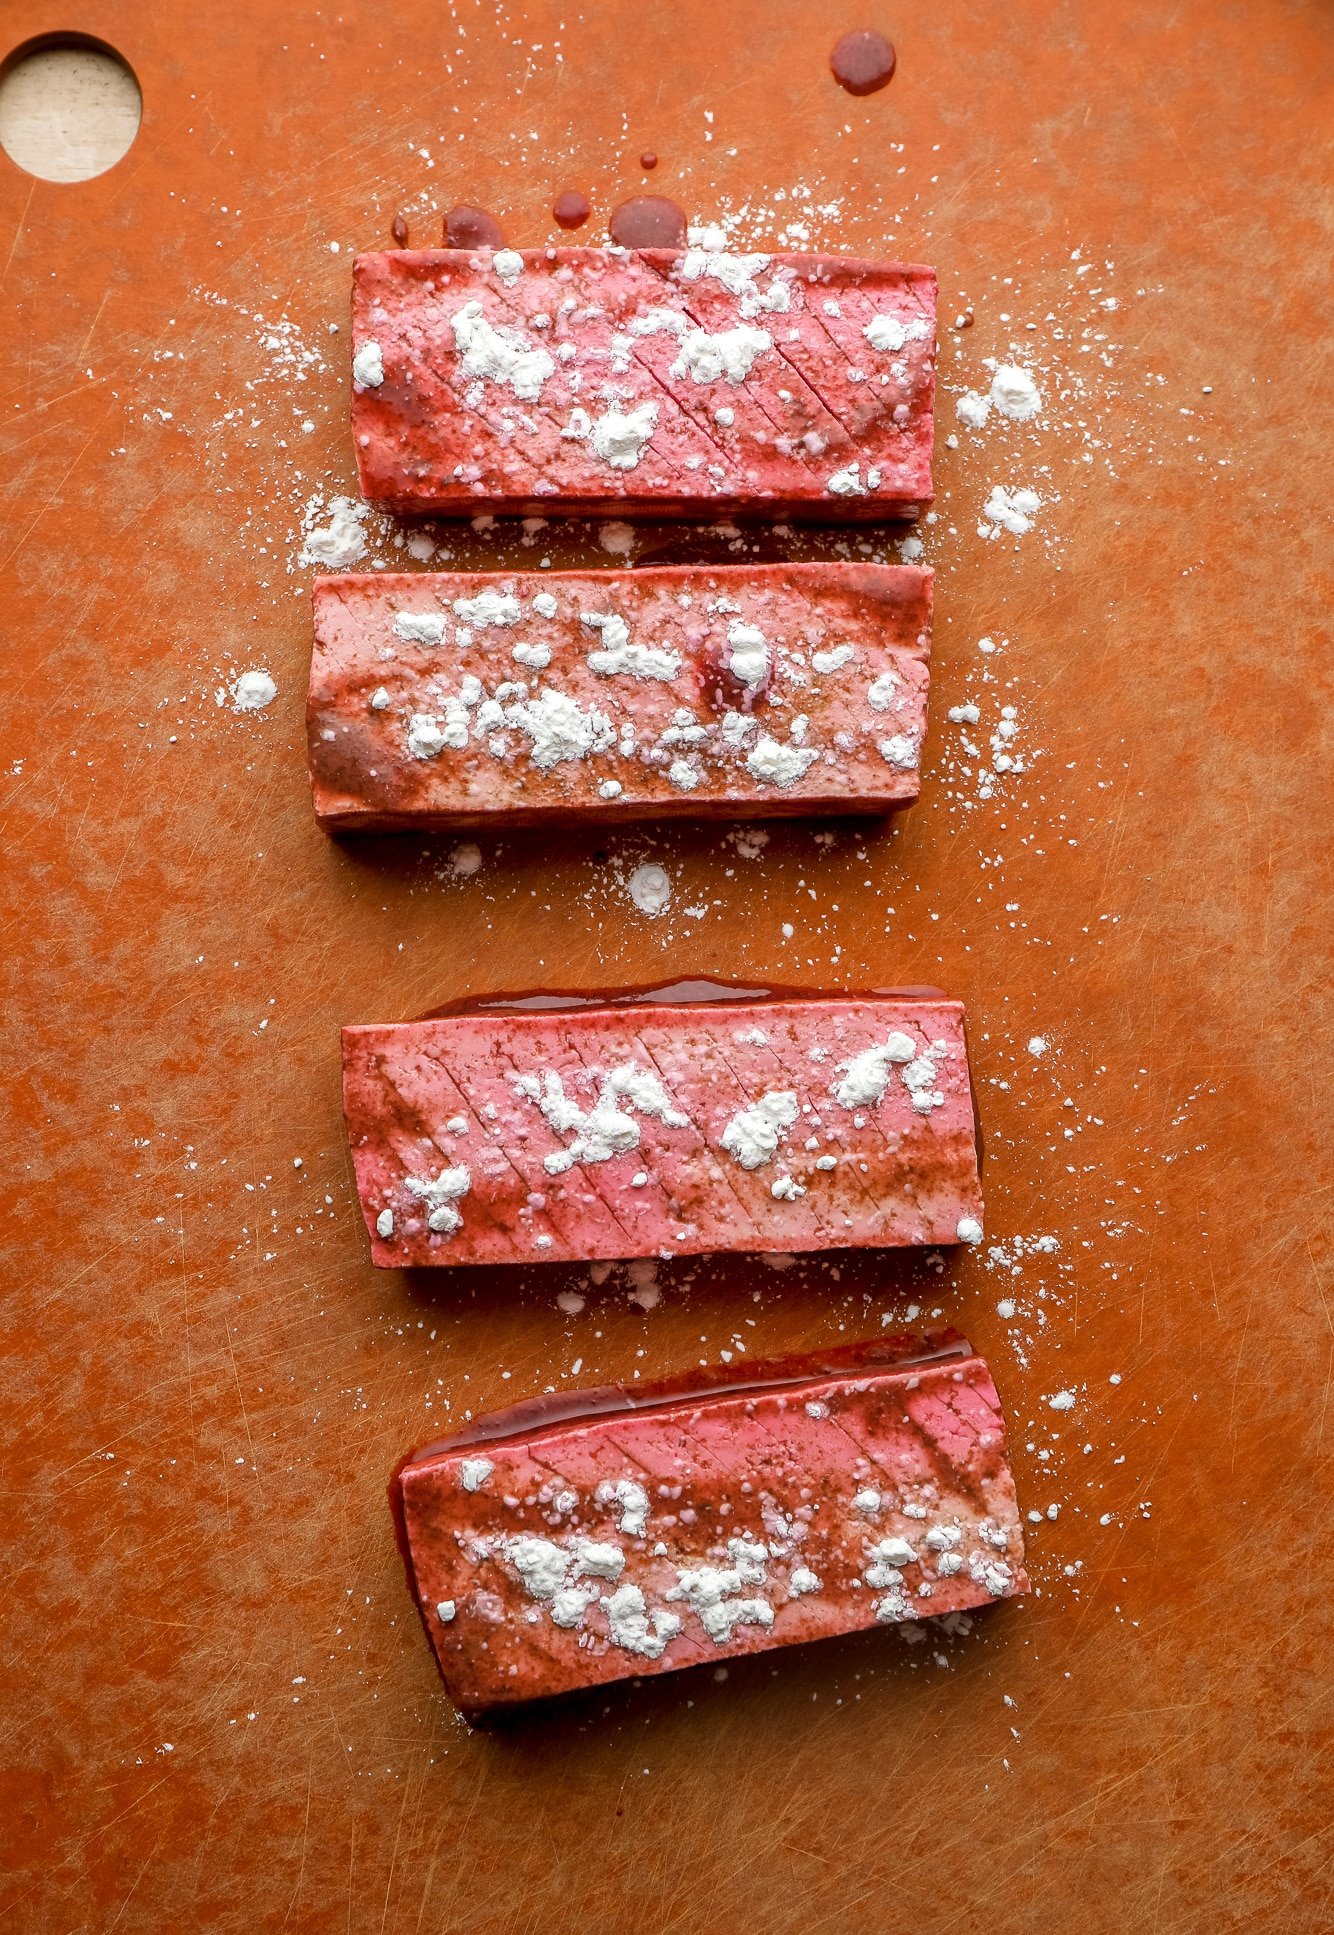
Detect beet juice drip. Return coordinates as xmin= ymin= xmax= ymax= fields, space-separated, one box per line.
xmin=830 ymin=28 xmax=896 ymax=94
xmin=552 ymin=189 xmax=591 ymax=230
xmin=444 ymin=204 xmax=506 ymax=249
xmin=608 ymin=194 xmax=687 ymax=248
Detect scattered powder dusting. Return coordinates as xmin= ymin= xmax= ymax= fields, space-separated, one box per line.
xmin=145 ymin=148 xmax=1223 ymax=1694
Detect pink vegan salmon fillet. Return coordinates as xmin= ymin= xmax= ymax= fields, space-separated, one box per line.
xmin=307 ymin=562 xmax=932 ymax=831
xmin=342 ymin=990 xmax=983 ymax=1268
xmin=350 ymin=247 xmax=935 ymax=521
xmin=391 ymin=1335 xmax=1028 ymax=1721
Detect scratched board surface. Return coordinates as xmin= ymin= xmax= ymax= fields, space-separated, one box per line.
xmin=1 ymin=2 xmax=1330 ymax=1929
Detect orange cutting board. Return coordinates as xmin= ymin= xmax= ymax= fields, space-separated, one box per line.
xmin=1 ymin=1 xmax=1329 ymax=1928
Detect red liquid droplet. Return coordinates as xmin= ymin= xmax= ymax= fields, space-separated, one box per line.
xmin=444 ymin=205 xmax=507 ymax=249
xmin=608 ymin=194 xmax=687 ymax=249
xmin=553 ymin=189 xmax=591 ymax=230
xmin=830 ymin=28 xmax=896 ymax=95
xmin=391 ymin=213 xmax=409 ymax=247
xmin=640 ymin=151 xmax=658 ymax=171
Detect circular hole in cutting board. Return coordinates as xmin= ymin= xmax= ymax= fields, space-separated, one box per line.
xmin=0 ymin=34 xmax=140 ymax=181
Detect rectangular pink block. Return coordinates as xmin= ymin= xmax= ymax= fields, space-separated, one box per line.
xmin=392 ymin=1336 xmax=1028 ymax=1721
xmin=308 ymin=563 xmax=932 ymax=832
xmin=343 ymin=991 xmax=983 ymax=1268
xmin=351 ymin=247 xmax=935 ymax=521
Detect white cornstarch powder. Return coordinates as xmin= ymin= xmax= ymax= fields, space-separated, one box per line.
xmin=990 ymin=364 xmax=1043 ymax=421
xmin=403 ymin=1163 xmax=472 ymax=1233
xmin=231 ymin=670 xmax=276 ymax=712
xmin=878 ymin=733 xmax=918 ymax=770
xmin=597 ymin=1478 xmax=650 ymax=1536
xmin=302 ymin=494 xmax=369 ymax=567
xmin=863 ymin=313 xmax=927 ymax=353
xmin=406 ymin=713 xmax=449 ymax=760
xmin=980 ymin=485 xmax=1042 ymax=537
xmin=511 ymin=1063 xmax=688 ymax=1176
xmin=604 ymin=1584 xmax=681 ymax=1658
xmin=393 ymin=611 xmax=448 ymax=645
xmin=726 ymin=620 xmax=769 ymax=687
xmin=582 ymin=610 xmax=682 ymax=680
xmin=453 ymin=589 xmax=521 ymax=628
xmin=450 ymin=302 xmax=554 ymax=402
xmin=503 ymin=689 xmax=615 ymax=768
xmin=351 ymin=340 xmax=384 ymax=388
xmin=628 ymin=863 xmax=672 ymax=916
xmin=670 ymin=323 xmax=772 ymax=385
xmin=589 ymin=401 xmax=658 ymax=469
xmin=833 ymin=1033 xmax=916 ymax=1108
xmin=747 ymin=736 xmax=818 ymax=787
xmin=721 ymin=1090 xmax=799 ymax=1168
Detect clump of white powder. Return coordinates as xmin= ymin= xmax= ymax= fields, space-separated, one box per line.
xmin=393 ymin=611 xmax=448 ymax=646
xmin=505 ymin=689 xmax=614 ymax=768
xmin=301 ymin=494 xmax=369 ymax=567
xmin=833 ymin=1033 xmax=916 ymax=1108
xmin=590 ymin=402 xmax=657 ymax=470
xmin=582 ymin=610 xmax=681 ymax=681
xmin=863 ymin=313 xmax=927 ymax=353
xmin=351 ymin=340 xmax=383 ymax=388
xmin=627 ymin=863 xmax=672 ymax=917
xmin=231 ymin=669 xmax=276 ymax=712
xmin=726 ymin=620 xmax=769 ymax=687
xmin=450 ymin=303 xmax=554 ymax=401
xmin=454 ymin=589 xmax=520 ymax=629
xmin=404 ymin=1164 xmax=472 ymax=1234
xmin=990 ymin=364 xmax=1043 ymax=421
xmin=979 ymin=486 xmax=1042 ymax=538
xmin=721 ymin=1091 xmax=799 ymax=1169
xmin=747 ymin=736 xmax=818 ymax=787
xmin=670 ymin=323 xmax=772 ymax=386
xmin=598 ymin=521 xmax=636 ymax=557
xmin=450 ymin=843 xmax=483 ymax=878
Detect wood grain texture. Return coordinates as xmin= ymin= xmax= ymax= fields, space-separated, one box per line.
xmin=0 ymin=0 xmax=1329 ymax=1929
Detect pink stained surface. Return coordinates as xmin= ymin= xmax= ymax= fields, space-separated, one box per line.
xmin=342 ymin=994 xmax=983 ymax=1267
xmin=350 ymin=247 xmax=936 ymax=519
xmin=307 ymin=563 xmax=932 ymax=831
xmin=393 ymin=1338 xmax=1028 ymax=1719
